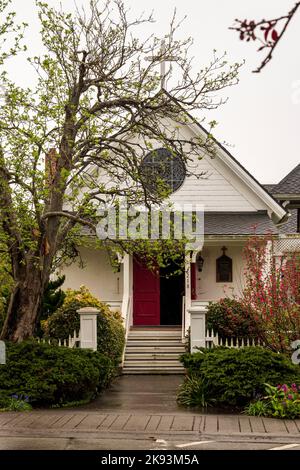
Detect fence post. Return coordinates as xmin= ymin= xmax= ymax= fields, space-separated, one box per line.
xmin=0 ymin=341 xmax=6 ymax=364
xmin=188 ymin=304 xmax=207 ymax=353
xmin=77 ymin=307 xmax=99 ymax=351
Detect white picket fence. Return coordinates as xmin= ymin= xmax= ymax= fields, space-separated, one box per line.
xmin=37 ymin=330 xmax=80 ymax=349
xmin=205 ymin=329 xmax=264 ymax=349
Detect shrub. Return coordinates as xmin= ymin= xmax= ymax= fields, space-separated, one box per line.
xmin=245 ymin=383 xmax=300 ymax=419
xmin=0 ymin=340 xmax=115 ymax=406
xmin=206 ymin=298 xmax=261 ymax=338
xmin=244 ymin=399 xmax=270 ymax=417
xmin=42 ymin=286 xmax=125 ymax=365
xmin=1 ymin=395 xmax=33 ymax=412
xmin=41 ymin=276 xmax=66 ymax=318
xmin=35 ymin=276 xmax=66 ymax=337
xmin=242 ymin=235 xmax=300 ymax=353
xmin=177 ymin=375 xmax=211 ymax=408
xmin=180 ymin=347 xmax=300 ymax=407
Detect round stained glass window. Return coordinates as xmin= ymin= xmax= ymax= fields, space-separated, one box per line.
xmin=140 ymin=148 xmax=186 ymax=194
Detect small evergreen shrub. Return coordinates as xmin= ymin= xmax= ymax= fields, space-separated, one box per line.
xmin=42 ymin=286 xmax=125 ymax=365
xmin=179 ymin=347 xmax=300 ymax=407
xmin=0 ymin=340 xmax=115 ymax=406
xmin=40 ymin=276 xmax=66 ymax=320
xmin=206 ymin=298 xmax=261 ymax=338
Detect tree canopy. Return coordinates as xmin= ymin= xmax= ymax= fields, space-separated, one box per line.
xmin=0 ymin=0 xmax=242 ymax=340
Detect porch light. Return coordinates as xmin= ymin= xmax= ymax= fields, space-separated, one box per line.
xmin=196 ymin=252 xmax=204 ymax=272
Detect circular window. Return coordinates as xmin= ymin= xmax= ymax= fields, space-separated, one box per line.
xmin=140 ymin=148 xmax=186 ymax=195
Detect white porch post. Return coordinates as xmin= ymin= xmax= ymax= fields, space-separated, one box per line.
xmin=189 ymin=304 xmax=207 ymax=352
xmin=77 ymin=307 xmax=99 ymax=351
xmin=184 ymin=253 xmax=192 ymax=333
xmin=121 ymin=253 xmax=132 ymax=326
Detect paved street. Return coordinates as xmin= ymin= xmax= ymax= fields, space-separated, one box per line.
xmin=1 ymin=433 xmax=300 ymax=450
xmin=0 ymin=375 xmax=299 ymax=450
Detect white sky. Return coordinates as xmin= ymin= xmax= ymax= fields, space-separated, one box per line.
xmin=6 ymin=0 xmax=300 ymax=184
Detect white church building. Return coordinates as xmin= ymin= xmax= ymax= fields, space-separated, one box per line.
xmin=60 ymin=108 xmax=300 ymax=373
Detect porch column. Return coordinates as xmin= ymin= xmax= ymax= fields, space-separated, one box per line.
xmin=184 ymin=254 xmax=192 ymax=332
xmin=121 ymin=253 xmax=132 ymax=325
xmin=189 ymin=304 xmax=207 ymax=352
xmin=77 ymin=307 xmax=99 ymax=351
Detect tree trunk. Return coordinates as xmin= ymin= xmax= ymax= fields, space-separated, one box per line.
xmin=0 ymin=268 xmax=47 ymax=342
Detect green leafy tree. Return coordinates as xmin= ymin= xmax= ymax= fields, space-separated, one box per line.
xmin=0 ymin=0 xmax=241 ymax=341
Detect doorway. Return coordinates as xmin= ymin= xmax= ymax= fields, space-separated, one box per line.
xmin=160 ymin=261 xmax=185 ymax=325
xmin=132 ymin=258 xmax=184 ymax=326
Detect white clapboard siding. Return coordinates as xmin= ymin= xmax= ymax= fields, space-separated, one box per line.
xmin=170 ymin=157 xmax=258 ymax=211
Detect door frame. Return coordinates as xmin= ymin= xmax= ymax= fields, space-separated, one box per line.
xmin=132 ymin=257 xmax=160 ymax=326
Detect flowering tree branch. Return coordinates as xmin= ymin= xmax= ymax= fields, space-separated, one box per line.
xmin=230 ymin=2 xmax=300 ymax=73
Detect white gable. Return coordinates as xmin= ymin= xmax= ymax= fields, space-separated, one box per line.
xmin=170 ymin=152 xmax=258 ymax=212
xmin=88 ymin=107 xmax=286 ymax=223
xmin=160 ymin=117 xmax=287 ymax=222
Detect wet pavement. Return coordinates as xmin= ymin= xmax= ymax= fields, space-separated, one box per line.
xmin=81 ymin=375 xmax=189 ymax=413
xmin=1 ymin=375 xmax=300 ymax=450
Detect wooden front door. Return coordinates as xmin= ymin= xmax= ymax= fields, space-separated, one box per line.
xmin=133 ymin=258 xmax=160 ymax=325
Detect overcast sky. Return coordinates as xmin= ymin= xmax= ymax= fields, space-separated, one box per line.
xmin=6 ymin=0 xmax=300 ymax=184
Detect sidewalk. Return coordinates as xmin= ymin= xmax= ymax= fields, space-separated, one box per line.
xmin=0 ymin=376 xmax=299 ymax=440
xmin=1 ymin=409 xmax=300 ymax=439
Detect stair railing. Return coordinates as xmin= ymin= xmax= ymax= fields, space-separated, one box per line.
xmin=181 ymin=295 xmax=186 ymax=342
xmin=121 ymin=295 xmax=132 ymax=367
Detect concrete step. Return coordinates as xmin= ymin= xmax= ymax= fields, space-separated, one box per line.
xmin=127 ymin=338 xmax=184 ymax=344
xmin=129 ymin=327 xmax=181 ymax=331
xmin=124 ymin=359 xmax=183 ymax=366
xmin=123 ymin=327 xmax=186 ymax=375
xmin=129 ymin=330 xmax=182 ymax=336
xmin=125 ymin=353 xmax=184 ymax=360
xmin=128 ymin=335 xmax=182 ymax=341
xmin=122 ymin=367 xmax=185 ymax=375
xmin=126 ymin=346 xmax=185 ymax=353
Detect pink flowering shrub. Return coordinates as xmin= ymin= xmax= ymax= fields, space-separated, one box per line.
xmin=206 ymin=298 xmax=261 ymax=338
xmin=246 ymin=383 xmax=300 ymax=419
xmin=242 ymin=235 xmax=300 ymax=353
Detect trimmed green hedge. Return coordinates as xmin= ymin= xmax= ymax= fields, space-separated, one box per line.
xmin=0 ymin=340 xmax=115 ymax=407
xmin=179 ymin=347 xmax=300 ymax=407
xmin=42 ymin=287 xmax=125 ymax=365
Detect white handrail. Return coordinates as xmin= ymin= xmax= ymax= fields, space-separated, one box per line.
xmin=181 ymin=296 xmax=186 ymax=342
xmin=121 ymin=295 xmax=132 ymax=366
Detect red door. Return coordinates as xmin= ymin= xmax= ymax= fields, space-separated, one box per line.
xmin=133 ymin=259 xmax=160 ymax=325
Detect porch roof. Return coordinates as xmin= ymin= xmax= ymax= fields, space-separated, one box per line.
xmin=277 ymin=209 xmax=298 ymax=234
xmin=204 ymin=212 xmax=279 ymax=235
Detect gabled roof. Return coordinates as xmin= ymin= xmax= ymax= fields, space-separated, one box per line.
xmin=265 ymin=164 xmax=300 ymax=196
xmin=164 ymin=91 xmax=288 ymax=224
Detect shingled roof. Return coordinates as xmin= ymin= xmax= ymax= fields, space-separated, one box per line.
xmin=277 ymin=209 xmax=298 ymax=234
xmin=204 ymin=213 xmax=278 ymax=235
xmin=264 ymin=164 xmax=300 ymax=195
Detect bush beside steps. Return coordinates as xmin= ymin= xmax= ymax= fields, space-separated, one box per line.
xmin=177 ymin=347 xmax=300 ymax=418
xmin=0 ymin=340 xmax=115 ymax=410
